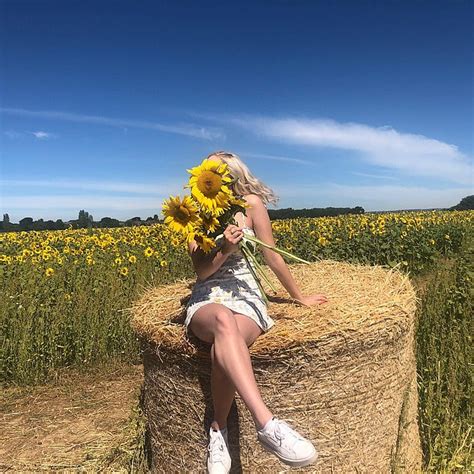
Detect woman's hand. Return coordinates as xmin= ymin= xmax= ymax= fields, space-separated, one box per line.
xmin=294 ymin=294 xmax=329 ymax=306
xmin=221 ymin=224 xmax=244 ymax=255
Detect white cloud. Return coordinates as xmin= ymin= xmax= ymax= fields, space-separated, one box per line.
xmin=2 ymin=179 xmax=469 ymax=220
xmin=351 ymin=171 xmax=398 ymax=180
xmin=31 ymin=131 xmax=58 ymax=139
xmin=1 ymin=178 xmax=184 ymax=195
xmin=3 ymin=130 xmax=24 ymax=139
xmin=3 ymin=194 xmax=164 ymax=210
xmin=239 ymin=151 xmax=314 ymax=165
xmin=1 ymin=107 xmax=225 ymax=140
xmin=187 ymin=111 xmax=474 ymax=185
xmin=2 ymin=195 xmax=165 ymax=222
xmin=272 ymin=182 xmax=472 ymax=211
xmin=0 ymin=178 xmax=188 ymax=221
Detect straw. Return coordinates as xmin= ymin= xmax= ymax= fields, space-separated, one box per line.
xmin=127 ymin=259 xmax=422 ymax=472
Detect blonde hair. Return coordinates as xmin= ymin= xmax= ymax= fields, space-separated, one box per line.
xmin=206 ymin=151 xmax=279 ymax=207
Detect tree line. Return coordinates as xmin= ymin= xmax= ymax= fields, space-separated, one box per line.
xmin=1 ymin=195 xmax=472 ymax=233
xmin=0 ymin=210 xmax=162 ymax=232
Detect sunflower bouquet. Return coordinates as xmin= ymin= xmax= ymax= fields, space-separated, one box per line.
xmin=161 ymin=158 xmax=311 ymax=305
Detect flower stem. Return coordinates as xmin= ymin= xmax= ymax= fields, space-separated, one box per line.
xmin=240 ymin=244 xmax=278 ymax=293
xmin=242 ymin=234 xmax=316 ymax=264
xmin=239 ymin=246 xmax=270 ymax=305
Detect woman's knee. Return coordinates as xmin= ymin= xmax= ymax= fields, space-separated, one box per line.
xmin=214 ymin=307 xmax=238 ymax=335
xmin=189 ymin=304 xmax=237 ymax=344
xmin=188 ymin=306 xmax=216 ymax=344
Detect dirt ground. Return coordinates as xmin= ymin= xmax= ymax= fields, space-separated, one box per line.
xmin=0 ymin=361 xmax=145 ymax=472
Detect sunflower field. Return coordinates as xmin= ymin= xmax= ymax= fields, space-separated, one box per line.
xmin=1 ymin=209 xmax=473 ymax=385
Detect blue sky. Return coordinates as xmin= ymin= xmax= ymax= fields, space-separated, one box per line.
xmin=1 ymin=0 xmax=472 ymax=222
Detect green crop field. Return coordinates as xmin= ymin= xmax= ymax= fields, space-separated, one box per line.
xmin=1 ymin=209 xmax=472 ymax=471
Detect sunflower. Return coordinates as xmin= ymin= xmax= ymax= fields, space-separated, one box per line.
xmin=120 ymin=267 xmax=129 ymax=276
xmin=162 ymin=195 xmax=200 ymax=235
xmin=230 ymin=193 xmax=249 ymax=208
xmin=188 ymin=230 xmax=217 ymax=254
xmin=144 ymin=247 xmax=154 ymax=258
xmin=185 ymin=159 xmax=233 ymax=213
xmin=45 ymin=267 xmax=54 ymax=277
xmin=199 ymin=212 xmax=220 ymax=233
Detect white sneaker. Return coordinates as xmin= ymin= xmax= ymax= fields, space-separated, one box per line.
xmin=257 ymin=416 xmax=318 ymax=467
xmin=207 ymin=425 xmax=232 ymax=473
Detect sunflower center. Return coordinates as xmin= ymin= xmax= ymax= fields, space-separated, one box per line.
xmin=197 ymin=170 xmax=222 ymax=197
xmin=175 ymin=205 xmax=191 ymax=222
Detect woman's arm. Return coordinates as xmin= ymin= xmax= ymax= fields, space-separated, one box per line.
xmin=188 ymin=240 xmax=230 ymax=282
xmin=188 ymin=225 xmax=243 ymax=282
xmin=246 ymin=194 xmax=304 ymax=301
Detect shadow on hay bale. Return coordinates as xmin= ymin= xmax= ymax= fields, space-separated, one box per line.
xmin=129 ymin=259 xmax=423 ymax=473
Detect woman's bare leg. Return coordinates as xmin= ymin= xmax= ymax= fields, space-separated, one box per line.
xmin=209 ymin=313 xmax=264 ymax=431
xmin=209 ymin=343 xmax=236 ymax=430
xmin=189 ymin=304 xmax=273 ymax=430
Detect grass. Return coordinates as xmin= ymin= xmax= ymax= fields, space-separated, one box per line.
xmin=90 ymin=389 xmax=150 ymax=473
xmin=412 ymin=226 xmax=473 ymax=472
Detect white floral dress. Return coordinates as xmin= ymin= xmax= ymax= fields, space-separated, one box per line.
xmin=184 ymin=216 xmax=275 ymax=336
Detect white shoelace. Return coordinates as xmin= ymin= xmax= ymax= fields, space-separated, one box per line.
xmin=274 ymin=420 xmax=305 ymax=454
xmin=208 ymin=432 xmax=227 ymax=463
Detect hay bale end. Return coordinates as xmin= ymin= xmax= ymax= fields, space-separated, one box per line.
xmin=129 ymin=260 xmax=423 ymax=472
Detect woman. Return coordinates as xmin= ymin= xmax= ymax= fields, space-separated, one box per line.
xmin=184 ymin=151 xmax=328 ymax=473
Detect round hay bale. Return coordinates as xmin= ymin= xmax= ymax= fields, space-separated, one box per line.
xmin=129 ymin=259 xmax=423 ymax=472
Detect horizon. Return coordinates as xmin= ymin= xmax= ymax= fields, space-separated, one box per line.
xmin=3 ymin=203 xmax=464 ymax=226
xmin=1 ymin=0 xmax=473 ymax=222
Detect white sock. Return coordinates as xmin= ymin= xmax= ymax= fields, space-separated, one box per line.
xmin=260 ymin=416 xmax=276 ymax=433
xmin=212 ymin=425 xmax=228 ymax=434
